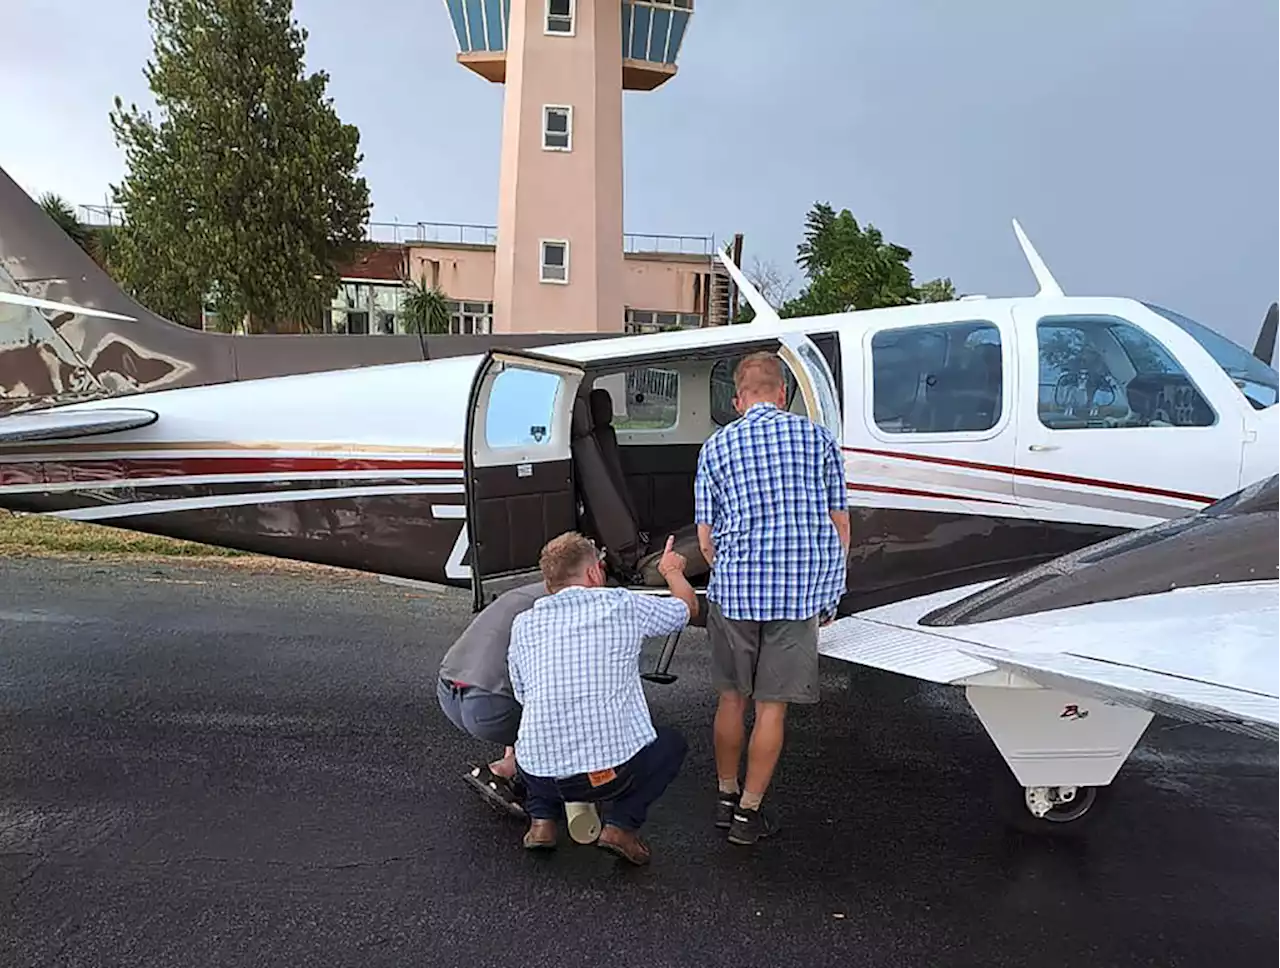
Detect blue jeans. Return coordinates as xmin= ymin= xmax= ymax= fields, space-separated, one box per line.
xmin=517 ymin=727 xmax=688 ymax=832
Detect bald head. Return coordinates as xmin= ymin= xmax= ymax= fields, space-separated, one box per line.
xmin=733 ymin=352 xmax=788 ymax=412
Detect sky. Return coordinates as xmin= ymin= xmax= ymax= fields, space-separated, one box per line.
xmin=1 ymin=0 xmax=1276 ymax=346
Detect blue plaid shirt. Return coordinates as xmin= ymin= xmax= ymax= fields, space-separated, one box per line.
xmin=695 ymin=403 xmax=848 ymax=622
xmin=508 ymin=587 xmax=689 ymax=778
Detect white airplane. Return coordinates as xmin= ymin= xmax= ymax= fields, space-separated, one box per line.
xmin=1 ymin=219 xmax=1276 ymax=834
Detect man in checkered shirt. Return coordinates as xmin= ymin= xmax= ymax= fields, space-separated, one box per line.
xmin=508 ymin=531 xmax=697 ymax=866
xmin=695 ymin=351 xmax=851 ymax=846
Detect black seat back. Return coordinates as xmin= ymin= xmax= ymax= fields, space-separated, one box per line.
xmin=589 ymin=388 xmax=640 ymax=522
xmin=570 ymin=395 xmax=643 ymax=575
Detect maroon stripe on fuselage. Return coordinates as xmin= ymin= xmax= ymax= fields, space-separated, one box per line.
xmin=846 ymin=481 xmax=1017 ymax=506
xmin=1 ymin=455 xmax=463 ymax=486
xmin=0 ymin=475 xmax=452 ymax=513
xmin=843 ymin=446 xmax=1213 ymax=505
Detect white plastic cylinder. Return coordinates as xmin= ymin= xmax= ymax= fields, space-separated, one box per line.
xmin=564 ymin=801 xmax=601 ymax=844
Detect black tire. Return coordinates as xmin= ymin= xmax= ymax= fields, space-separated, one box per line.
xmin=991 ymin=770 xmax=1112 ymax=838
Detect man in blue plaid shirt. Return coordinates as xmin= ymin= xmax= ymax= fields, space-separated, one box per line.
xmin=509 ymin=531 xmax=698 ymax=866
xmin=695 ymin=351 xmax=850 ymax=846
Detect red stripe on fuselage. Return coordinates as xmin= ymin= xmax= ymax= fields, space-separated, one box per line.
xmin=846 ymin=481 xmax=1016 ymax=506
xmin=842 ymin=446 xmax=1212 ymax=505
xmin=10 ymin=455 xmax=464 ymax=485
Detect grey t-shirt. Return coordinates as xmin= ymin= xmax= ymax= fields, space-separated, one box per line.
xmin=438 ymin=582 xmax=547 ymax=697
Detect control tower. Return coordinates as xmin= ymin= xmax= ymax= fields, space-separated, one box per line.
xmin=443 ymin=0 xmax=693 ymax=333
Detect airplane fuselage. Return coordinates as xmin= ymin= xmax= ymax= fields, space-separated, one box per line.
xmin=0 ymin=294 xmax=1275 ymax=614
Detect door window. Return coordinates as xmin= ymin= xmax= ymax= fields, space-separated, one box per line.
xmin=484 ymin=366 xmax=563 ymax=448
xmin=870 ymin=321 xmax=1003 ymax=433
xmin=1036 ymin=316 xmax=1216 ymax=429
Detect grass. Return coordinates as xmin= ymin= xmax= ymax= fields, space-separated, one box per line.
xmin=0 ymin=511 xmax=246 ymax=558
xmin=0 ymin=511 xmax=361 ymax=576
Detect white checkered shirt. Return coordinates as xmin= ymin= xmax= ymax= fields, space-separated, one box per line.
xmin=695 ymin=402 xmax=848 ymax=622
xmin=508 ymin=586 xmax=689 ymax=778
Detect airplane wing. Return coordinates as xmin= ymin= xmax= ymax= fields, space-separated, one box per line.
xmin=819 ymin=581 xmax=1279 ymax=741
xmin=818 ymin=582 xmax=1004 ymax=683
xmin=0 ymin=406 xmax=158 ymax=443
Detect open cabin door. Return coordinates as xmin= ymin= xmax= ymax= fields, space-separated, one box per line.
xmin=464 ymin=349 xmax=586 ymax=610
xmin=777 ymin=332 xmax=844 ymax=438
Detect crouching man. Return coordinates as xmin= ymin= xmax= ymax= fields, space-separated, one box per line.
xmin=508 ymin=532 xmax=696 ymax=866
xmin=437 ymin=580 xmax=547 ymax=816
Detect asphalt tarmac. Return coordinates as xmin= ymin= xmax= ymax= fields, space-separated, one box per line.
xmin=1 ymin=558 xmax=1275 ymax=968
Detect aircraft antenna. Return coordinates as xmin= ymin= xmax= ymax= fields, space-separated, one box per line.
xmin=715 ymin=248 xmax=779 ymax=325
xmin=1011 ymin=218 xmax=1064 ymax=298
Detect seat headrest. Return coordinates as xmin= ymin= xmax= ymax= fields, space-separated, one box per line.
xmin=571 ymin=395 xmax=593 ymax=439
xmin=589 ymin=388 xmax=614 ymax=428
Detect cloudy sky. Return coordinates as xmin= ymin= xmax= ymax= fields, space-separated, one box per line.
xmin=2 ymin=0 xmax=1275 ymax=345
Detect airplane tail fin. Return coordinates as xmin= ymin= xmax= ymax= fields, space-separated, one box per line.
xmin=716 ymin=246 xmax=780 ymax=324
xmin=1252 ymin=302 xmax=1277 ymax=365
xmin=0 ymin=164 xmax=221 ymax=414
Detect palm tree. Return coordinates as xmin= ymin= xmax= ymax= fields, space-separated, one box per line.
xmin=37 ymin=192 xmax=93 ymax=253
xmin=400 ymin=277 xmax=452 ymax=335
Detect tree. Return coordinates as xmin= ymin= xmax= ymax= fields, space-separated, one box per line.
xmin=37 ymin=193 xmax=92 ymax=253
xmin=731 ymin=256 xmax=796 ymax=324
xmin=913 ymin=277 xmax=956 ymax=303
xmin=400 ymin=277 xmax=452 ymax=336
xmin=778 ymin=202 xmax=959 ymax=317
xmin=108 ymin=0 xmax=371 ymax=332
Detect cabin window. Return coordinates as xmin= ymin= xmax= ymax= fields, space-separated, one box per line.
xmin=485 ymin=367 xmax=562 ymax=449
xmin=542 ymin=105 xmax=572 ymax=151
xmin=613 ymin=367 xmax=679 ymax=431
xmin=1036 ymin=316 xmax=1217 ymax=429
xmin=870 ymin=321 xmax=1003 ymax=434
xmin=545 ymin=0 xmax=574 ymax=34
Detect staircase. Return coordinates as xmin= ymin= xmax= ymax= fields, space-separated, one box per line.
xmin=707 ymin=261 xmax=734 ymax=326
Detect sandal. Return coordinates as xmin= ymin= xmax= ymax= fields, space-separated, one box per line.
xmin=462 ymin=763 xmax=527 ymax=819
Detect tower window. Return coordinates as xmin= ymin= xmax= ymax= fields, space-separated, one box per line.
xmin=542 ymin=105 xmax=572 ymax=151
xmin=540 ymin=240 xmax=569 ymax=283
xmin=545 ymin=0 xmax=574 ymax=34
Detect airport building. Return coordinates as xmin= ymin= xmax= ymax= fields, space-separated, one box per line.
xmin=78 ymin=0 xmax=734 ymax=337
xmin=329 ymin=0 xmax=734 ymax=337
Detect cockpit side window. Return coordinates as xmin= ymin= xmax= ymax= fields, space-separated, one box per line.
xmin=869 ymin=320 xmax=1004 ymax=434
xmin=1036 ymin=316 xmax=1217 ymax=430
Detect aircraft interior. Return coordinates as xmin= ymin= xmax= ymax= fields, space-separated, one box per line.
xmin=565 ymin=336 xmax=840 ymax=594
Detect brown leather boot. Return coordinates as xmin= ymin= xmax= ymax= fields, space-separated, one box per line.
xmin=523 ymin=819 xmax=558 ymax=851
xmin=596 ymin=824 xmax=651 ymax=866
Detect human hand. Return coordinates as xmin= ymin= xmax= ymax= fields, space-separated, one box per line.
xmin=656 ymin=535 xmax=686 ymax=578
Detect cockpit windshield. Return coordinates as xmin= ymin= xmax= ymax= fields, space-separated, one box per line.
xmin=1144 ymin=303 xmax=1278 ymax=410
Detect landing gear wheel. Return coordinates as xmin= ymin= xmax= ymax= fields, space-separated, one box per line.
xmin=991 ymin=771 xmax=1111 ymax=837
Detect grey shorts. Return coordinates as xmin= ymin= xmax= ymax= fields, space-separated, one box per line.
xmin=437 ymin=676 xmax=522 ymax=746
xmin=707 ymin=601 xmax=820 ymax=705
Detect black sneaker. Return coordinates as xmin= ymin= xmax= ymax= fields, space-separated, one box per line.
xmin=727 ymin=805 xmax=779 ymax=845
xmin=714 ymin=792 xmax=740 ymax=829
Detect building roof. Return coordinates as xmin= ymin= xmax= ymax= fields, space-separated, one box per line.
xmin=338 ymin=244 xmax=407 ymax=282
